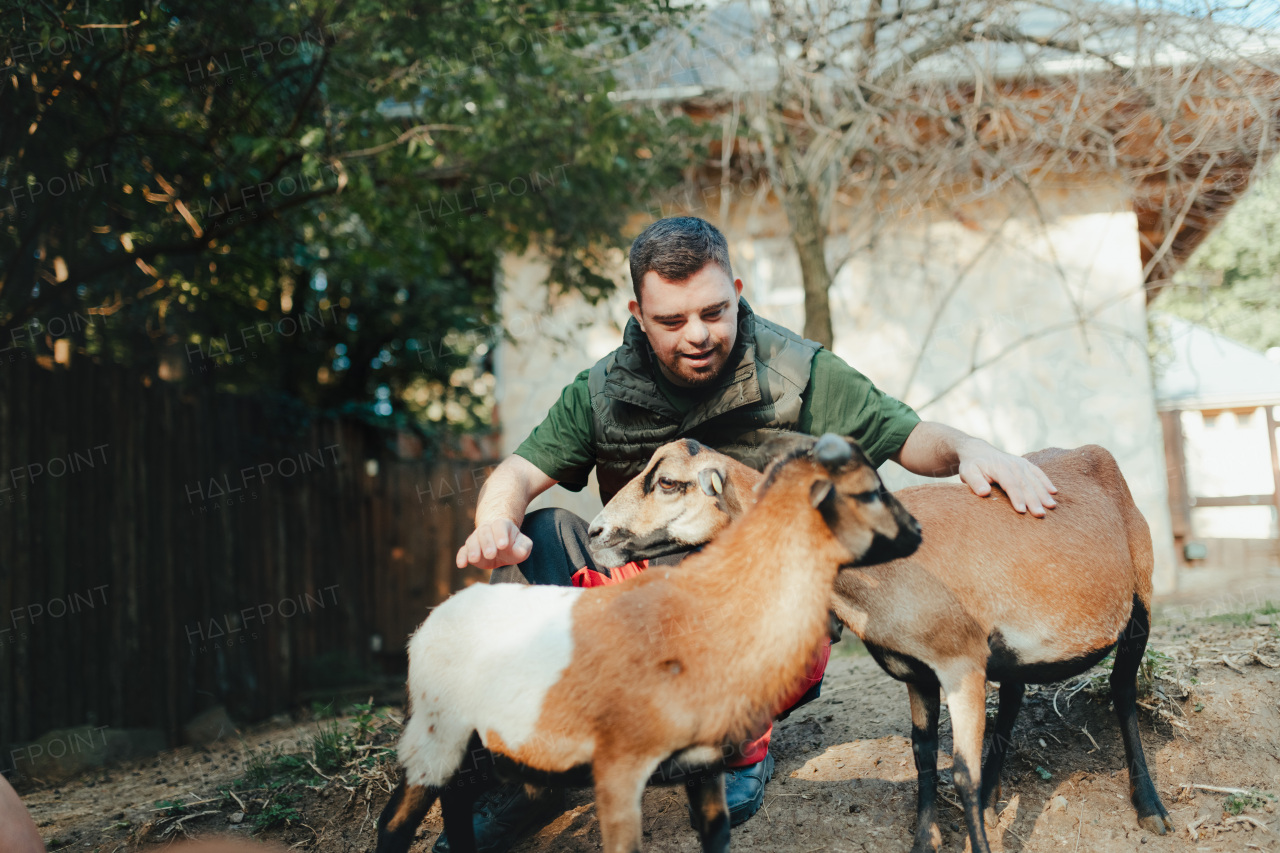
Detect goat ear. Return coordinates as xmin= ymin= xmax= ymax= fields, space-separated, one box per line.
xmin=698 ymin=468 xmax=725 ymax=496
xmin=809 ymin=479 xmax=834 ymax=508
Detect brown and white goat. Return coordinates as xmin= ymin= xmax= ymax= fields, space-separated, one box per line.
xmin=589 ymin=435 xmax=1173 ymax=853
xmin=373 ymin=434 xmax=921 ymax=853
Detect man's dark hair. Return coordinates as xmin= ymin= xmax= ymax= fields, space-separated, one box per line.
xmin=628 ymin=216 xmax=733 ymax=301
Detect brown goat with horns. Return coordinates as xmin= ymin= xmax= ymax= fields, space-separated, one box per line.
xmin=588 ymin=434 xmax=1173 ymax=853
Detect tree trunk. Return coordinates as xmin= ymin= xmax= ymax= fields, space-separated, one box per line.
xmin=766 ymin=110 xmax=835 ymax=348
xmin=782 ymin=181 xmax=834 ymax=349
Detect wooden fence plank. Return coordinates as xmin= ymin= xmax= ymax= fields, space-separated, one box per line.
xmin=0 ymin=360 xmax=496 ymax=765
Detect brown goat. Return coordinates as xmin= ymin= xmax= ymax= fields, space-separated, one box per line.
xmin=588 ymin=435 xmax=1173 ymax=853
xmin=375 ymin=434 xmax=921 ymax=853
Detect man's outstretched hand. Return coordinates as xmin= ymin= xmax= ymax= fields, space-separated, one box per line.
xmin=957 ymin=441 xmax=1058 ymax=517
xmin=456 ymin=518 xmax=533 ymax=570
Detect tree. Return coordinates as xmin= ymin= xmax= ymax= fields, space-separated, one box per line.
xmin=0 ymin=0 xmax=688 ymax=440
xmin=1157 ymin=162 xmax=1280 ymax=352
xmin=630 ymin=0 xmax=1280 ymax=348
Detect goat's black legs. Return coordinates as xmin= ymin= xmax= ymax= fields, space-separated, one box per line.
xmin=374 ymin=780 xmax=439 ymax=853
xmin=980 ymin=680 xmax=1025 ymax=812
xmin=1111 ymin=599 xmax=1174 ymax=835
xmin=685 ymin=770 xmax=730 ymax=853
xmin=440 ymin=782 xmax=482 ymax=853
xmin=907 ymin=681 xmax=942 ymax=853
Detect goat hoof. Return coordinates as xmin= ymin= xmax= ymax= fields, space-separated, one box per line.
xmin=1137 ymin=813 xmax=1173 ymax=835
xmin=909 ymin=823 xmax=942 ymax=853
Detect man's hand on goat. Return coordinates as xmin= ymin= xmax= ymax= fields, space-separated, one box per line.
xmin=456 ymin=518 xmax=533 ymax=570
xmin=957 ymin=441 xmax=1058 ymax=517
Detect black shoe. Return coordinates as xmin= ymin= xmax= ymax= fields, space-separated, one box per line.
xmin=432 ymin=782 xmax=566 ymax=853
xmin=724 ymin=750 xmax=774 ymax=827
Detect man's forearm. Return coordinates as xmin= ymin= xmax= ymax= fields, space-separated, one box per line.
xmin=457 ymin=454 xmax=558 ymax=570
xmin=473 ymin=453 xmax=558 ymax=529
xmin=474 ymin=457 xmax=537 ymax=529
xmin=891 ymin=420 xmax=1057 ymax=516
xmin=892 ymin=421 xmax=984 ymax=477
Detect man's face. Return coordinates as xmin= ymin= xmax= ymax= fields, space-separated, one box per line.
xmin=629 ymin=262 xmax=744 ymax=388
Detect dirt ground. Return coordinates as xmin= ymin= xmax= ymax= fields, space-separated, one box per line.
xmin=20 ymin=606 xmax=1280 ymax=853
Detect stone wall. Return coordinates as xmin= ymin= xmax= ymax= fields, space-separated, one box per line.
xmin=494 ymin=181 xmax=1178 ymax=593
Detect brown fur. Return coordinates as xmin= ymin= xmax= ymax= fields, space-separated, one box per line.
xmin=516 ymin=453 xmax=905 ymax=853
xmin=837 ymin=446 xmax=1151 ymax=668
xmin=378 ymin=436 xmax=920 ymax=853
xmin=381 ymin=781 xmax=433 ymax=833
xmin=599 ymin=442 xmax=1151 ymax=668
xmin=501 ymin=454 xmax=892 ymax=772
xmin=593 ymin=440 xmax=1165 ymax=853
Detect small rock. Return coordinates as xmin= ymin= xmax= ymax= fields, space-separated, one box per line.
xmin=1254 ymin=613 xmax=1273 ymax=626
xmin=229 ymin=812 xmax=245 ymax=824
xmin=1049 ymin=795 xmax=1069 ymax=813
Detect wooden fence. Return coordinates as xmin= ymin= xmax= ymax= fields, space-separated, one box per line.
xmin=0 ymin=360 xmax=493 ymax=764
xmin=1160 ymin=407 xmax=1280 ymax=577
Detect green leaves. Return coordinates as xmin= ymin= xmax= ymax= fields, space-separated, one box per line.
xmin=1160 ymin=165 xmax=1280 ymax=352
xmin=1 ymin=0 xmax=686 ymax=441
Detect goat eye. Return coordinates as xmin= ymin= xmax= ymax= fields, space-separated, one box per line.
xmin=852 ymin=491 xmax=880 ymax=504
xmin=658 ymin=477 xmax=677 ymax=491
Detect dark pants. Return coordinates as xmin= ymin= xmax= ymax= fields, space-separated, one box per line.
xmin=490 ymin=507 xmax=685 ymax=587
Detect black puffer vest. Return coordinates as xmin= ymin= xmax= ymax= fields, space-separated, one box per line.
xmin=588 ymin=298 xmax=821 ymax=505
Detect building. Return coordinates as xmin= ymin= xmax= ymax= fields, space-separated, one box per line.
xmin=491 ymin=2 xmax=1280 ymax=594
xmin=1154 ymin=313 xmax=1280 ymax=579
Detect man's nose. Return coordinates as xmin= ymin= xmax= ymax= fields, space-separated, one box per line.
xmin=685 ymin=318 xmax=710 ymax=346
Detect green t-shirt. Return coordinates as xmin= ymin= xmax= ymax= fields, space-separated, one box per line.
xmin=514 ymin=348 xmax=921 ymax=492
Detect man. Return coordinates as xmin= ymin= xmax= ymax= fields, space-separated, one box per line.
xmin=437 ymin=217 xmax=1057 ymax=852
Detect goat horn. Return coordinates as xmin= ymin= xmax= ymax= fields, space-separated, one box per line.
xmin=814 ymin=433 xmax=851 ymax=469
xmin=710 ymin=471 xmax=723 ymax=494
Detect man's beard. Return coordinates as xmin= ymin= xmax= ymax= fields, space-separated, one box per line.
xmin=658 ymin=343 xmax=731 ymax=387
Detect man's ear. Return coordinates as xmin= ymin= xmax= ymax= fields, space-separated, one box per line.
xmin=627 ymin=298 xmax=643 ymax=330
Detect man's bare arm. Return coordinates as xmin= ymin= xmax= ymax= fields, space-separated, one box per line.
xmin=455 ymin=454 xmax=558 ymax=570
xmin=892 ymin=421 xmax=1058 ymax=517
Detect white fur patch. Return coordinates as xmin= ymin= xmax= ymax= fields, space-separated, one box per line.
xmin=398 ymin=584 xmax=584 ymax=787
xmin=673 ymin=744 xmax=723 ymax=767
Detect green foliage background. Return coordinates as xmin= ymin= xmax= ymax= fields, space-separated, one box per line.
xmin=1157 ymin=165 xmax=1280 ymax=354
xmin=0 ymin=0 xmax=690 ymax=446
